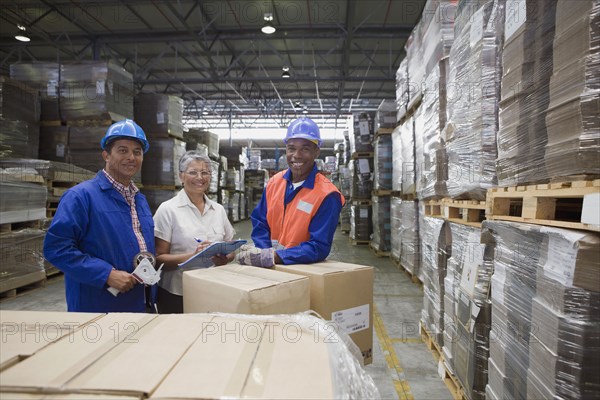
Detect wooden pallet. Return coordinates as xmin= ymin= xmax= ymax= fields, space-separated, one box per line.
xmin=369 ymin=242 xmax=390 ymax=257
xmin=140 ymin=185 xmax=181 ymax=191
xmin=0 ymin=174 xmax=45 ymax=184
xmin=351 ymin=199 xmax=372 ymax=205
xmin=0 ymin=219 xmax=43 ymax=233
xmin=375 ymin=127 xmax=394 ymax=136
xmin=350 ymin=238 xmax=370 ymax=246
xmin=0 ymin=271 xmax=47 ymax=299
xmin=391 ymin=256 xmax=422 ymax=285
xmin=66 ymin=119 xmax=113 ymax=127
xmin=486 ymin=180 xmax=600 ymax=232
xmin=351 ymin=152 xmax=374 ymax=159
xmin=397 ymin=93 xmax=422 ymax=125
xmin=372 ymin=189 xmax=392 ymax=196
xmin=421 ymin=326 xmax=467 ymax=400
xmin=424 ymin=199 xmax=486 ymax=227
xmin=40 ymin=120 xmax=62 ymax=127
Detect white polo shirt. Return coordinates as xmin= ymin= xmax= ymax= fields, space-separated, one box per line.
xmin=154 ymin=189 xmax=235 ymax=295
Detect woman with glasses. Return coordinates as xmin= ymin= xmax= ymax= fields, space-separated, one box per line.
xmin=153 ymin=150 xmax=235 ymax=313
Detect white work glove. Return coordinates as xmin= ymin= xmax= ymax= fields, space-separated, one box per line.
xmin=236 ymin=245 xmax=275 ymax=268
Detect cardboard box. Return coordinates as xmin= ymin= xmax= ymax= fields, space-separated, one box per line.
xmin=151 ymin=315 xmax=334 ymax=399
xmin=0 ymin=310 xmax=103 ymax=371
xmin=183 ymin=264 xmax=310 ymax=315
xmin=0 ymin=313 xmax=212 ymax=397
xmin=275 ymin=260 xmax=374 ymax=364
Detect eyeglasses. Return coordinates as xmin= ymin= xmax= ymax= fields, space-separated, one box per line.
xmin=184 ymin=170 xmax=211 ymax=178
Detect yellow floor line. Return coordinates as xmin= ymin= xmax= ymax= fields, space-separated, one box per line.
xmin=390 ymin=338 xmax=423 ymax=344
xmin=373 ymin=303 xmax=415 ymax=400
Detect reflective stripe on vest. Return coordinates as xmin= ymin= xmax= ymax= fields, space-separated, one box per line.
xmin=265 ymin=170 xmax=345 ymax=248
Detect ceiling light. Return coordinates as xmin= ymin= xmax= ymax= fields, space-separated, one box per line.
xmin=281 ymin=66 xmax=290 ymax=79
xmin=15 ymin=25 xmax=30 ymax=42
xmin=261 ymin=13 xmax=276 ymax=34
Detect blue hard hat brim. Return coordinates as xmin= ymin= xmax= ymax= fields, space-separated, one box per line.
xmin=283 ymin=134 xmax=322 ymax=147
xmin=101 ymin=136 xmax=149 ymax=153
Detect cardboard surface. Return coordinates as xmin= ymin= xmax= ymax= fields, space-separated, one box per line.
xmin=275 ymin=260 xmax=374 ymax=364
xmin=150 ymin=315 xmax=334 ymax=399
xmin=0 ymin=310 xmax=103 ymax=371
xmin=183 ymin=264 xmax=310 ymax=315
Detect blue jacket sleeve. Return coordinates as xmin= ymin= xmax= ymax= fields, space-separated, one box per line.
xmin=275 ymin=192 xmax=343 ymax=264
xmin=250 ymin=187 xmax=273 ymax=249
xmin=43 ymin=190 xmax=113 ymax=288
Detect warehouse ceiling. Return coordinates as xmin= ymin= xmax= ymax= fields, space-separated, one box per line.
xmin=0 ymin=0 xmax=425 ymax=131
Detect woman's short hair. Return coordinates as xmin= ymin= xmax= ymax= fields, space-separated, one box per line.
xmin=179 ymin=151 xmax=212 ymax=172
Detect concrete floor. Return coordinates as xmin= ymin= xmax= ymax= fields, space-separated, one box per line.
xmin=0 ymin=219 xmax=451 ymax=400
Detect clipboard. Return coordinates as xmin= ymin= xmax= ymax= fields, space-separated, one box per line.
xmin=178 ymin=240 xmax=247 ymax=270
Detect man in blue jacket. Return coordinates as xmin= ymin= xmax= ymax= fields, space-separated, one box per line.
xmin=44 ymin=119 xmax=155 ymax=312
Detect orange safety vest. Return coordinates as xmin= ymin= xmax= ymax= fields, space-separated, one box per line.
xmin=266 ymin=171 xmax=345 ymax=248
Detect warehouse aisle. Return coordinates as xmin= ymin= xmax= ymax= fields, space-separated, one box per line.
xmin=0 ymin=219 xmax=450 ymax=400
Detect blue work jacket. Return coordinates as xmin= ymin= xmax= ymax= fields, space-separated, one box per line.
xmin=43 ymin=171 xmax=155 ymax=312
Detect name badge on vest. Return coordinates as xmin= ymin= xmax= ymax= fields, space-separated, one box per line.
xmin=297 ymin=200 xmax=314 ymax=214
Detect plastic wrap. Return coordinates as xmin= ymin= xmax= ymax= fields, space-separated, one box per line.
xmin=349 ymin=112 xmax=375 ymax=154
xmin=398 ymin=200 xmax=420 ymax=276
xmin=415 ymin=59 xmax=449 ymax=200
xmin=60 ymin=61 xmax=133 ymax=122
xmin=375 ymin=99 xmax=397 ymax=131
xmin=401 ymin=117 xmax=416 ymax=195
xmin=228 ymin=191 xmax=240 ymax=222
xmin=0 ymin=181 xmax=47 ymax=224
xmin=395 ymin=58 xmax=409 ymax=121
xmin=68 ymin=125 xmax=108 ymax=172
xmin=10 ymin=62 xmax=60 ymax=121
xmin=141 ymin=138 xmax=186 ymax=187
xmin=337 ymin=165 xmax=351 ymax=199
xmin=406 ymin=0 xmax=456 ymax=105
xmin=350 ymin=203 xmax=372 ymax=241
xmin=420 ymin=216 xmax=450 ymax=346
xmin=324 ymin=156 xmax=337 ymax=174
xmin=391 ymin=125 xmax=402 ymax=193
xmin=184 ymin=129 xmax=220 ymax=159
xmin=350 ymin=158 xmax=373 ymax=200
xmin=482 ymin=220 xmax=600 ymax=399
xmin=0 ymin=229 xmax=46 ymax=285
xmin=38 ymin=125 xmax=68 ymax=162
xmin=0 ymin=119 xmax=39 ymax=159
xmin=373 ymin=134 xmax=392 ymax=190
xmin=370 ymin=195 xmax=391 ymax=252
xmin=225 ymin=169 xmax=241 ymax=191
xmin=496 ymin=0 xmax=557 ymax=186
xmin=445 ymin=0 xmax=504 ymax=200
xmin=390 ymin=197 xmax=402 ymax=260
xmin=134 ymin=93 xmax=183 ymax=139
xmin=444 ymin=222 xmax=493 ymax=400
xmin=0 ymin=77 xmax=40 ymax=123
xmin=339 ymin=204 xmax=351 ymax=232
xmin=544 ymin=0 xmax=600 ymax=180
xmin=141 ymin=188 xmax=178 ymax=215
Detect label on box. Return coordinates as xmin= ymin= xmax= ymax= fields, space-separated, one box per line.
xmin=56 ymin=143 xmax=65 ymax=157
xmin=438 ymin=360 xmax=445 ymax=379
xmin=162 ymin=160 xmax=171 ymax=172
xmin=541 ymin=228 xmax=585 ymax=287
xmin=96 ymin=80 xmax=105 ymax=96
xmin=359 ymin=121 xmax=370 ymax=136
xmin=332 ymin=304 xmax=370 ymax=334
xmin=156 ymin=112 xmax=165 ymax=124
xmin=582 ymin=193 xmax=600 ymax=226
xmin=359 ymin=208 xmax=369 ymax=218
xmin=470 ymin=7 xmax=484 ymax=47
xmin=459 ymin=231 xmax=484 ymax=296
xmin=505 ymin=0 xmax=526 ymax=40
xmin=47 ymin=80 xmax=58 ymax=97
xmin=358 ymin=158 xmax=370 ymax=174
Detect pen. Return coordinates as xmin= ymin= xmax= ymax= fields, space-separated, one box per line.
xmin=194 ymin=237 xmax=203 ymax=243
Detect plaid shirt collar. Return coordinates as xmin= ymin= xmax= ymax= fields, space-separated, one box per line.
xmin=102 ymin=170 xmax=139 ymax=200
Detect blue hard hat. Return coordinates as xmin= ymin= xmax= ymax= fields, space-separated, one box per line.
xmin=100 ymin=119 xmax=149 ymax=153
xmin=285 ymin=117 xmax=322 ymax=147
